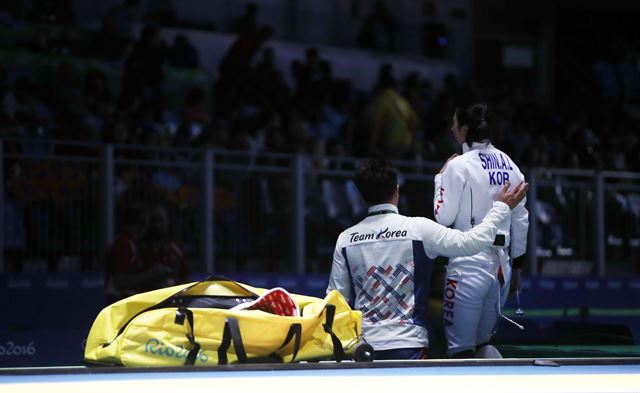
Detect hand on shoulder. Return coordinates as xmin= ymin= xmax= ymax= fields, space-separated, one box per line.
xmin=495 ymin=181 xmax=528 ymax=209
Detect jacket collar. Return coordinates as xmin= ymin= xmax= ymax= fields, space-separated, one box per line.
xmin=462 ymin=140 xmax=493 ymax=153
xmin=367 ymin=203 xmax=399 ymax=215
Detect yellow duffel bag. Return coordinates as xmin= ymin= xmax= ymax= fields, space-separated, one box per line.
xmin=84 ymin=276 xmax=371 ymax=366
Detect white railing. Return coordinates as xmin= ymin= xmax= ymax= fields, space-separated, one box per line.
xmin=2 ymin=139 xmax=639 ymax=276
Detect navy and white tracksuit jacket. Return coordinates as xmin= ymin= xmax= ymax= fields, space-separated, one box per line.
xmin=327 ymin=201 xmax=510 ymax=351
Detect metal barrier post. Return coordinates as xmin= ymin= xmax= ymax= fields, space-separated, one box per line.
xmin=0 ymin=139 xmax=4 ymax=273
xmin=595 ymin=172 xmax=605 ymax=276
xmin=292 ymin=154 xmax=305 ymax=273
xmin=528 ymin=168 xmax=538 ymax=276
xmin=101 ymin=144 xmax=115 ymax=256
xmin=202 ymin=149 xmax=215 ymax=274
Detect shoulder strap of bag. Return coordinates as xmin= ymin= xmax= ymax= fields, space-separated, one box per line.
xmin=217 ymin=317 xmax=247 ymax=365
xmin=322 ymin=304 xmax=345 ymax=362
xmin=174 ymin=307 xmax=201 ymax=366
xmin=278 ymin=323 xmax=302 ymax=362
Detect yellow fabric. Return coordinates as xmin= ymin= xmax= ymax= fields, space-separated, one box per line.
xmin=84 ymin=279 xmax=362 ymax=366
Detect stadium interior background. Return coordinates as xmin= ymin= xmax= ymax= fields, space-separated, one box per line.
xmin=0 ymin=0 xmax=639 ymax=366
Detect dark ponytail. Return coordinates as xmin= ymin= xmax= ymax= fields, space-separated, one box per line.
xmin=454 ymin=103 xmax=492 ymax=148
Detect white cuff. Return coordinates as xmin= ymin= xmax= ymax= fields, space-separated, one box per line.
xmin=493 ymin=201 xmax=510 ymax=211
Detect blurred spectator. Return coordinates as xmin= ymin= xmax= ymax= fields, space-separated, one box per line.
xmin=104 ymin=203 xmax=149 ymax=303
xmin=402 ymin=71 xmax=433 ymax=157
xmin=292 ymin=47 xmax=332 ymax=106
xmin=564 ymin=109 xmax=602 ymax=168
xmin=183 ymin=87 xmax=210 ymax=127
xmin=83 ymin=69 xmax=115 ymax=129
xmin=3 ymin=76 xmax=52 ymax=140
xmin=284 ymin=110 xmax=311 ymax=153
xmin=140 ymin=204 xmax=189 ymax=287
xmin=618 ymin=44 xmax=640 ymax=110
xmin=168 ymin=34 xmax=199 ymax=69
xmin=253 ymin=48 xmax=292 ymax=116
xmin=219 ymin=25 xmax=273 ymax=80
xmin=215 ymin=25 xmax=273 ymax=118
xmin=320 ymin=139 xmax=365 ymax=231
xmin=105 ymin=204 xmax=188 ymax=304
xmin=231 ymin=2 xmax=258 ymax=35
xmin=138 ymin=99 xmax=168 ymax=140
xmin=119 ymin=24 xmax=166 ymax=111
xmin=254 ymin=47 xmax=283 ymax=90
xmin=307 ymin=93 xmax=347 ymax=143
xmin=100 ymin=0 xmax=139 ymax=59
xmin=357 ymin=0 xmax=396 ymax=52
xmin=367 ymin=64 xmax=420 ymax=158
xmin=51 ymin=61 xmax=88 ymax=140
xmin=264 ymin=115 xmax=288 ymax=154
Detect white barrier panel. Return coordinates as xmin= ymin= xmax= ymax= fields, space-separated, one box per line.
xmin=2 ymin=363 xmax=640 ymax=393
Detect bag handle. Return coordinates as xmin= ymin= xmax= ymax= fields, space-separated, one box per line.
xmin=116 ymin=275 xmax=258 ymax=337
xmin=217 ymin=317 xmax=247 ymax=365
xmin=165 ymin=275 xmax=260 ymax=304
xmin=217 ymin=320 xmax=302 ymax=364
xmin=278 ymin=323 xmax=302 ymax=362
xmin=322 ymin=304 xmax=345 ymax=362
xmin=174 ymin=308 xmax=201 ymax=365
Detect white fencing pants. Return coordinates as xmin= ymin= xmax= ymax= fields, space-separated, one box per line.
xmin=442 ymin=262 xmax=504 ymax=357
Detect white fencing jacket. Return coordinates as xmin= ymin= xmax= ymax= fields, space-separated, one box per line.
xmin=434 ymin=142 xmax=529 ymax=280
xmin=327 ymin=201 xmax=510 ymax=350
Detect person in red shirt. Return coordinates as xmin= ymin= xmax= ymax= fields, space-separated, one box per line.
xmin=140 ymin=204 xmax=188 ymax=288
xmin=105 ymin=204 xmax=188 ymax=304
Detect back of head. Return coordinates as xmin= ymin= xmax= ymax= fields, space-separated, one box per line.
xmin=455 ymin=103 xmax=492 ymax=147
xmin=355 ymin=158 xmax=398 ymax=205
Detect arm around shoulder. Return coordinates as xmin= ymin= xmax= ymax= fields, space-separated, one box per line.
xmin=417 ymin=201 xmax=509 ymax=258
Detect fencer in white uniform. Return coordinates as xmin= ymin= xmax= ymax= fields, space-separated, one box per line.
xmin=328 ymin=158 xmax=528 ymax=360
xmin=433 ymin=103 xmax=529 ymax=358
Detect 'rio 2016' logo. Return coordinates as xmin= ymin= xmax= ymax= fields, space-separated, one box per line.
xmin=144 ymin=338 xmax=208 ymax=363
xmin=0 ymin=342 xmax=36 ymax=356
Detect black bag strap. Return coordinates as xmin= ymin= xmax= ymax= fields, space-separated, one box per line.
xmin=116 ymin=275 xmax=258 ymax=337
xmin=278 ymin=323 xmax=302 ymax=362
xmin=322 ymin=304 xmax=345 ymax=362
xmin=217 ymin=317 xmax=247 ymax=365
xmin=174 ymin=308 xmax=201 ymax=366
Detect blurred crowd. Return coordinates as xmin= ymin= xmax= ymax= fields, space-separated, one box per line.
xmin=0 ymin=0 xmax=639 ymax=276
xmin=0 ymin=0 xmax=638 ymax=171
